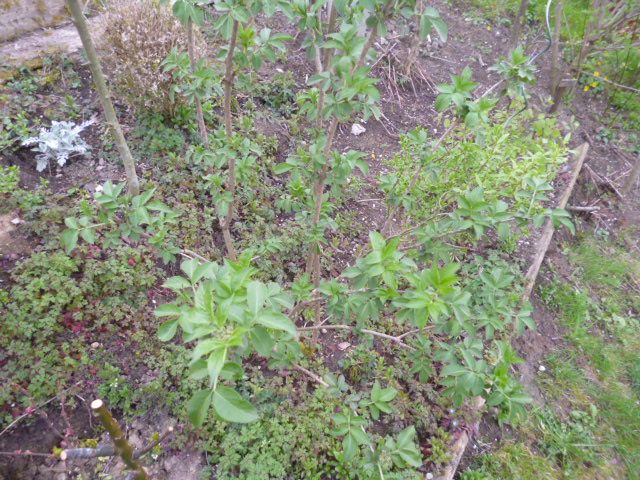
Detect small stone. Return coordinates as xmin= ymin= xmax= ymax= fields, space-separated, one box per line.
xmin=10 ymin=217 xmax=22 ymax=225
xmin=539 ymin=365 xmax=546 ymax=372
xmin=321 ymin=328 xmax=327 ymax=334
xmin=91 ymin=342 xmax=100 ymax=349
xmin=426 ymin=473 xmax=434 ymax=480
xmin=337 ymin=342 xmax=351 ymax=351
xmin=351 ymin=123 xmax=366 ymax=136
xmin=95 ymin=184 xmax=103 ymax=193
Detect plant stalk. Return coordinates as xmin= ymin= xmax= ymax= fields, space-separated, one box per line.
xmin=90 ymin=399 xmax=148 ymax=480
xmin=221 ymin=19 xmax=240 ymax=260
xmin=549 ymin=0 xmax=564 ymax=96
xmin=67 ymin=0 xmax=140 ymax=196
xmin=187 ymin=18 xmax=209 ymax=148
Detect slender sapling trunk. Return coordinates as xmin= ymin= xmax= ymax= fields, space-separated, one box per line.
xmin=509 ymin=0 xmax=530 ymax=49
xmin=550 ymin=0 xmax=564 ymax=97
xmin=90 ymin=399 xmax=147 ymax=480
xmin=67 ymin=0 xmax=140 ymax=196
xmin=305 ymin=6 xmax=390 ymax=280
xmin=187 ymin=18 xmax=209 ymax=148
xmin=221 ymin=20 xmax=240 ymax=260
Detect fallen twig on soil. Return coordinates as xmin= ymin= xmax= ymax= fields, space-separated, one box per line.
xmin=584 ymin=164 xmax=624 ymax=200
xmin=298 ymin=324 xmax=415 ymax=349
xmin=293 ymin=365 xmax=329 ymax=388
xmin=0 ymin=382 xmax=81 ymax=439
xmin=566 ymin=205 xmax=599 ymax=212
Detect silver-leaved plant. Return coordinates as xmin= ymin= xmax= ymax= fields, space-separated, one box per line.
xmin=23 ymin=120 xmax=94 ymax=172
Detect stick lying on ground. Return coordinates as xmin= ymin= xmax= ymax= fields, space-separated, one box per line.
xmin=435 ymin=142 xmax=590 ymax=480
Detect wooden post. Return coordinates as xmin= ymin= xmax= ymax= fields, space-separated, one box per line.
xmin=67 ymin=0 xmax=140 ymax=196
xmin=522 ymin=143 xmax=589 ymax=302
xmin=437 ymin=144 xmax=590 ymax=480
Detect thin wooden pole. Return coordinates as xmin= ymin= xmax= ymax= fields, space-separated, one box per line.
xmin=187 ymin=18 xmax=209 ymax=149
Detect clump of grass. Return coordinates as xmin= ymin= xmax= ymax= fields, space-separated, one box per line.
xmin=461 ymin=442 xmax=560 ymax=480
xmin=535 ymin=234 xmax=640 ymax=478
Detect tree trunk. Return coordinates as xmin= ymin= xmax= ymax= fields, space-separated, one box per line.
xmin=509 ymin=0 xmax=529 ymax=49
xmin=221 ymin=20 xmax=240 ymax=260
xmin=187 ymin=18 xmax=209 ymax=148
xmin=550 ymin=0 xmax=564 ymax=97
xmin=67 ymin=0 xmax=140 ymax=196
xmin=305 ymin=0 xmax=394 ymax=281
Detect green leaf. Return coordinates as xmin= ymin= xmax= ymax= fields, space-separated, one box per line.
xmin=207 ymin=347 xmax=227 ymax=388
xmin=193 ymin=338 xmax=224 ymax=361
xmin=434 ymin=93 xmax=451 ymax=112
xmin=158 ymin=319 xmax=178 ymax=341
xmin=220 ymin=362 xmax=244 ymax=380
xmin=64 ymin=217 xmax=80 ymax=229
xmin=273 ymin=162 xmax=293 ymax=174
xmin=390 ymin=426 xmax=423 ymax=467
xmin=187 ymin=389 xmax=213 ymax=427
xmin=60 ymin=229 xmax=79 ymax=254
xmin=250 ymin=326 xmax=274 ymax=356
xmin=79 ymin=227 xmax=96 ymax=244
xmin=247 ymin=280 xmax=267 ymax=317
xmin=431 ymin=17 xmax=448 ymax=42
xmin=343 ymin=432 xmax=358 ymax=461
xmin=369 ymin=231 xmax=385 ymax=251
xmin=256 ymin=311 xmax=297 ymax=338
xmin=212 ymin=386 xmax=258 ymax=423
xmin=164 ymin=276 xmax=192 ymax=290
xmin=154 ymin=303 xmax=182 ymax=317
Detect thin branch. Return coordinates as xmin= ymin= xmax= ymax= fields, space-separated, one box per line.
xmin=582 ymin=71 xmax=640 ymax=94
xmin=298 ymin=324 xmax=414 ymax=349
xmin=0 ymin=382 xmax=81 ymax=439
xmin=60 ymin=426 xmax=175 ymax=461
xmin=566 ymin=205 xmax=599 ymax=212
xmin=0 ymin=451 xmax=55 ymax=458
xmin=293 ymin=365 xmax=329 ymax=387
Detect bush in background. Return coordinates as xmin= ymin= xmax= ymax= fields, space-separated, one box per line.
xmin=99 ymin=0 xmax=205 ymax=117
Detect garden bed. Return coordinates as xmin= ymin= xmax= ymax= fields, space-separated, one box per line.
xmin=1 ymin=0 xmax=639 ymax=479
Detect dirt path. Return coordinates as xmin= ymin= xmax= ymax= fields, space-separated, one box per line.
xmin=0 ymin=16 xmax=103 ymax=68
